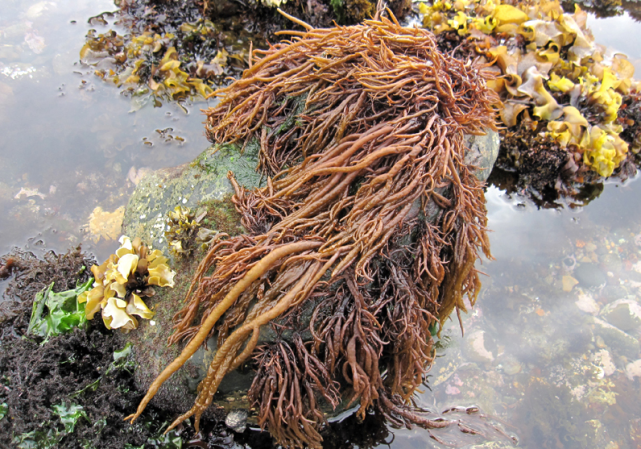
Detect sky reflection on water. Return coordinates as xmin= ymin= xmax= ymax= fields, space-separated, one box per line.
xmin=0 ymin=0 xmax=213 ymax=261
xmin=588 ymin=12 xmax=641 ymax=77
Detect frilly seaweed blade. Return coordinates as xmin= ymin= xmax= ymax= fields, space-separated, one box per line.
xmin=79 ymin=236 xmax=175 ymax=331
xmin=420 ymin=0 xmax=638 ymax=179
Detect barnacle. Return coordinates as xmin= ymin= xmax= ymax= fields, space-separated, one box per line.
xmin=78 ymin=236 xmax=175 ymax=330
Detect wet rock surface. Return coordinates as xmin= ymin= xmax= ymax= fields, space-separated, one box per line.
xmin=465 ymin=131 xmax=501 ymax=182
xmin=119 ymin=130 xmax=501 ymax=423
xmin=122 ymin=142 xmax=263 ymax=255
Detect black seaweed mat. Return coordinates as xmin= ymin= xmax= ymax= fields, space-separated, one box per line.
xmin=0 ymin=248 xmax=160 ymax=448
xmin=0 ymin=248 xmax=393 ymax=449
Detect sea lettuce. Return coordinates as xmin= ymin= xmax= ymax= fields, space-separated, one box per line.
xmin=27 ymin=278 xmax=94 ymax=340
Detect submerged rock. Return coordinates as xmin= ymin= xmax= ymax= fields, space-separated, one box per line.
xmin=119 ymin=130 xmax=500 ymax=419
xmin=574 ymin=263 xmax=607 ymax=288
xmin=600 ymin=298 xmax=641 ymax=332
xmin=464 ymin=329 xmax=496 ymax=364
xmin=591 ymin=317 xmax=640 ymax=358
xmin=225 ymin=409 xmax=248 ymax=433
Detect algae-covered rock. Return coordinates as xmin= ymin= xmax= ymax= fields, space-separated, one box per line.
xmin=122 ymin=142 xmax=262 ymax=255
xmin=118 ymin=142 xmax=263 ymax=419
xmin=591 ymin=316 xmax=640 ymax=358
xmin=119 ymin=130 xmax=500 ymax=423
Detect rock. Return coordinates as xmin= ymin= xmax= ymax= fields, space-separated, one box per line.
xmin=619 ymin=270 xmax=641 ymax=283
xmin=225 ymin=409 xmax=248 ymax=433
xmin=574 ymin=263 xmax=607 ymax=288
xmin=122 ymin=142 xmax=262 ymax=255
xmin=592 ymin=317 xmax=640 ymax=358
xmin=600 ymin=284 xmax=629 ymax=302
xmin=120 ymin=130 xmax=500 ymax=418
xmin=464 ymin=131 xmax=500 ymax=182
xmin=601 ymin=253 xmax=623 ymax=274
xmin=600 ymin=298 xmax=641 ymax=332
xmin=123 ymin=131 xmax=499 ymax=255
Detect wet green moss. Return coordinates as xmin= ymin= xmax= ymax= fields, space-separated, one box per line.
xmin=200 ymin=194 xmax=245 ymax=237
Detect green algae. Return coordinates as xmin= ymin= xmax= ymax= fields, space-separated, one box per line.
xmin=27 ymin=279 xmax=94 ymax=341
xmin=200 ymin=195 xmax=245 ymax=237
xmin=517 ymin=380 xmax=589 ymax=447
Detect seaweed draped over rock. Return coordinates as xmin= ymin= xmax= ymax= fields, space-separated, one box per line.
xmin=126 ymin=11 xmax=498 ymax=447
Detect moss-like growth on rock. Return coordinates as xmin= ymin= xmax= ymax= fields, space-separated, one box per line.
xmin=200 ymin=195 xmax=245 ymax=237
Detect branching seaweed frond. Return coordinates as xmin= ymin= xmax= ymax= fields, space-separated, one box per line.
xmin=126 ymin=11 xmax=497 ymax=448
